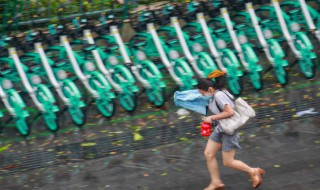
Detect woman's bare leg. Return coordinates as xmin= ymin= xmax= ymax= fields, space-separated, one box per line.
xmin=222 ymin=150 xmax=254 ymax=174
xmin=204 ymin=140 xmax=224 ymax=190
xmin=222 ymin=150 xmax=264 ymax=188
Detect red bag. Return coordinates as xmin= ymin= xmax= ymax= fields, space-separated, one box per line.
xmin=201 ymin=122 xmax=212 ymax=137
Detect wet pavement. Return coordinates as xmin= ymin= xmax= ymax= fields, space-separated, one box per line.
xmin=0 ymin=115 xmax=319 ymax=190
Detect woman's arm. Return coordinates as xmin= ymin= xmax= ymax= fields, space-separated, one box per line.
xmin=211 ymin=104 xmax=234 ymax=120
xmin=204 ymin=104 xmax=234 ymax=123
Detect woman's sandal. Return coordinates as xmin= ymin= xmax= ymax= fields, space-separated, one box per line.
xmin=250 ymin=168 xmax=265 ymax=188
xmin=204 ymin=183 xmax=225 ymax=190
xmin=257 ymin=167 xmax=265 ymax=176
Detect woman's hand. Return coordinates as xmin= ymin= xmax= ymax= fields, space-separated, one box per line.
xmin=204 ymin=116 xmax=213 ymax=124
xmin=204 ymin=115 xmax=219 ymax=124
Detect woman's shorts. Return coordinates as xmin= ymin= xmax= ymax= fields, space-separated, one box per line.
xmin=209 ymin=127 xmax=241 ymax=152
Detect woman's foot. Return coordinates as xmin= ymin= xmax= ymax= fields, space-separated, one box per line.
xmin=256 ymin=167 xmax=265 ymax=176
xmin=249 ymin=168 xmax=265 ymax=188
xmin=204 ymin=183 xmax=225 ymax=190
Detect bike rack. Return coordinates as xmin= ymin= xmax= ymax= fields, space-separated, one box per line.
xmin=246 ymin=3 xmax=274 ymax=65
xmin=196 ymin=13 xmax=226 ymax=72
xmin=272 ymin=0 xmax=301 ymax=58
xmin=147 ymin=23 xmax=183 ymax=86
xmin=170 ymin=17 xmax=204 ymax=77
xmin=35 ymin=42 xmax=70 ymax=105
xmin=9 ymin=48 xmax=45 ymax=112
xmin=110 ymin=26 xmax=151 ymax=89
xmin=60 ymin=36 xmax=100 ymax=98
xmin=221 ymin=7 xmax=249 ymax=70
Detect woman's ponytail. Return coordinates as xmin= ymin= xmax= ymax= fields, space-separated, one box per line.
xmin=214 ymin=75 xmax=226 ymax=90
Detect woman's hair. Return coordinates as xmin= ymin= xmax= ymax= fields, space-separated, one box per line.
xmin=197 ymin=77 xmax=225 ymax=91
xmin=197 ymin=70 xmax=226 ymax=91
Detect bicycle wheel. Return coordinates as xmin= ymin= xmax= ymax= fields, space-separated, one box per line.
xmin=118 ymin=93 xmax=137 ymax=112
xmin=299 ymin=58 xmax=315 ymax=79
xmin=42 ymin=112 xmax=59 ymax=131
xmin=68 ymin=105 xmax=86 ymax=126
xmin=96 ymin=97 xmax=116 ymax=118
xmin=15 ymin=117 xmax=30 ymax=136
xmin=146 ymin=89 xmax=165 ymax=107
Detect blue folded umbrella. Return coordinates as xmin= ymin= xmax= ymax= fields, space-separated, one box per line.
xmin=174 ymin=89 xmax=209 ymax=115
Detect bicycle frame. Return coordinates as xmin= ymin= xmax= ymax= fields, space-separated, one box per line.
xmin=81 ymin=31 xmax=140 ymax=111
xmin=220 ymin=8 xmax=263 ymax=90
xmin=109 ymin=26 xmax=167 ymax=107
xmin=146 ymin=23 xmax=197 ymax=91
xmin=0 ymin=57 xmax=30 ymax=136
xmin=170 ymin=17 xmax=218 ymax=78
xmin=199 ymin=14 xmax=244 ymax=95
xmin=258 ymin=1 xmax=316 ymax=79
xmin=9 ymin=48 xmax=59 ymax=132
xmin=283 ymin=0 xmax=320 ymax=42
xmin=245 ymin=3 xmax=289 ymax=85
xmin=35 ymin=43 xmax=86 ymax=126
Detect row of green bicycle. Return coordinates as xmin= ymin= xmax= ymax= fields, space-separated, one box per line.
xmin=0 ymin=26 xmax=145 ymax=136
xmin=0 ymin=13 xmax=171 ymax=136
xmin=129 ymin=0 xmax=319 ymax=95
xmin=0 ymin=0 xmax=319 ymax=136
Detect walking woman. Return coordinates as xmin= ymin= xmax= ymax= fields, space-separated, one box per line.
xmin=198 ymin=70 xmax=265 ymax=190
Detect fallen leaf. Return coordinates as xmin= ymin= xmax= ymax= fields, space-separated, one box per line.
xmin=133 ymin=132 xmax=144 ymax=141
xmin=178 ymin=116 xmax=187 ymax=120
xmin=2 ymin=164 xmax=17 ymax=170
xmin=87 ymin=133 xmax=96 ymax=138
xmin=0 ymin=144 xmax=11 ymax=153
xmin=81 ymin=142 xmax=96 ymax=147
xmin=179 ymin=137 xmax=189 ymax=141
